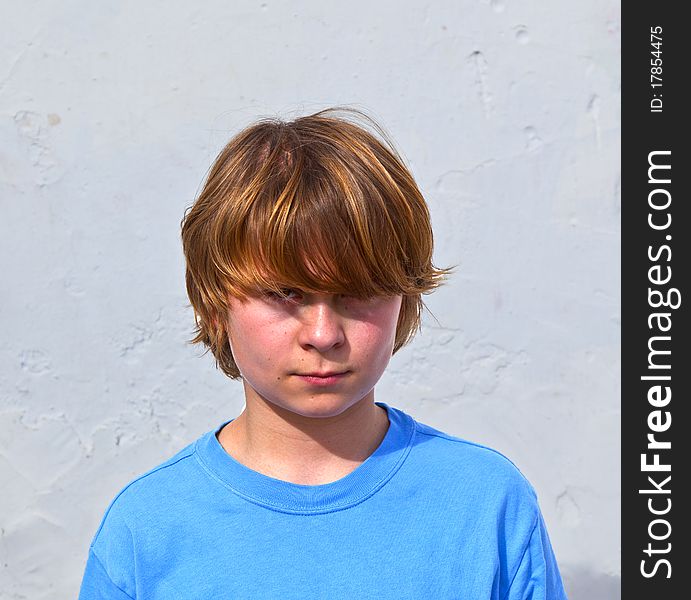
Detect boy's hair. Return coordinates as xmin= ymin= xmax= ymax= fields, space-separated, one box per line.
xmin=181 ymin=107 xmax=452 ymax=379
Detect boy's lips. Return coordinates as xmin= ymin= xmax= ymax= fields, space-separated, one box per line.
xmin=297 ymin=371 xmax=349 ymax=377
xmin=293 ymin=371 xmax=350 ymax=386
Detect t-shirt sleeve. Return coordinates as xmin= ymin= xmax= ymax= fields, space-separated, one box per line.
xmin=78 ymin=548 xmax=135 ymax=600
xmin=78 ymin=493 xmax=138 ymax=599
xmin=503 ymin=511 xmax=568 ymax=600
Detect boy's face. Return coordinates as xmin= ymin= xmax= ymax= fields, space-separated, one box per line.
xmin=225 ymin=288 xmax=402 ymax=419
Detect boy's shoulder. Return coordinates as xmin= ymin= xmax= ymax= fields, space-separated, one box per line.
xmin=89 ymin=439 xmax=200 ymax=540
xmin=407 ymin=412 xmax=539 ymax=503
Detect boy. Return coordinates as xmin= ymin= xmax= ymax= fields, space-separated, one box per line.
xmin=79 ymin=107 xmax=568 ymax=598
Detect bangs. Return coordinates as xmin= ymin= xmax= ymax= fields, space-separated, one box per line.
xmin=203 ymin=116 xmax=438 ymax=303
xmin=226 ymin=156 xmax=416 ymax=299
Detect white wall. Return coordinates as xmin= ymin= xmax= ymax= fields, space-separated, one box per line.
xmin=0 ymin=1 xmax=620 ymax=598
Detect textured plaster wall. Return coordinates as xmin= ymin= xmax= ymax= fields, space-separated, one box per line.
xmin=0 ymin=1 xmax=620 ymax=598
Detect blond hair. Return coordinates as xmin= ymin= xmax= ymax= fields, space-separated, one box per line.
xmin=181 ymin=107 xmax=452 ymax=379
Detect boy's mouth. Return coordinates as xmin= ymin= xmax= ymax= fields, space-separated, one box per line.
xmin=298 ymin=371 xmax=349 ymax=377
xmin=293 ymin=371 xmax=350 ymax=386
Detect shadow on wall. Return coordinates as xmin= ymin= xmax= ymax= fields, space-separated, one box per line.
xmin=562 ymin=565 xmax=621 ymax=600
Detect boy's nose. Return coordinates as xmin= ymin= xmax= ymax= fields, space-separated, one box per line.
xmin=298 ymin=299 xmax=345 ymax=352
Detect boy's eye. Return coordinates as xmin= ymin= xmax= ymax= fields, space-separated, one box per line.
xmin=264 ymin=288 xmax=302 ymax=302
xmin=260 ymin=289 xmax=376 ymax=305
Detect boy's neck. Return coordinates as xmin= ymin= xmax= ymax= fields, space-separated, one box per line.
xmin=216 ymin=394 xmax=390 ymax=486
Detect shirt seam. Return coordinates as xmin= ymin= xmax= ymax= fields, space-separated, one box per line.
xmin=192 ymin=418 xmax=417 ymax=515
xmin=499 ymin=512 xmax=540 ymax=600
xmin=414 ymin=428 xmax=529 ymax=478
xmin=89 ymin=546 xmax=135 ymax=599
xmin=91 ymin=449 xmax=195 ymax=543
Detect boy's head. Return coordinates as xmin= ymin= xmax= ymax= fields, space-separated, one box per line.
xmin=181 ymin=107 xmax=450 ymax=380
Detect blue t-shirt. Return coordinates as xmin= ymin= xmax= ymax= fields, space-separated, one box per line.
xmin=79 ymin=402 xmax=568 ymax=599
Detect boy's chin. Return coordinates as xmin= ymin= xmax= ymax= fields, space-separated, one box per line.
xmin=263 ymin=395 xmax=373 ymax=420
